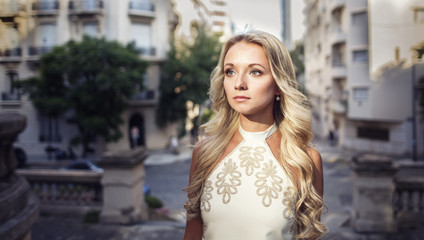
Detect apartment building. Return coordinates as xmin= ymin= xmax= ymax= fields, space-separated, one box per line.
xmin=0 ymin=0 xmax=177 ymax=156
xmin=173 ymin=0 xmax=231 ymax=41
xmin=304 ymin=0 xmax=424 ymax=155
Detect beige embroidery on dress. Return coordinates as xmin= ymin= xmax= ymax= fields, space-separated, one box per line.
xmin=282 ymin=186 xmax=295 ymax=219
xmin=201 ymin=180 xmax=213 ymax=212
xmin=239 ymin=146 xmax=266 ymax=176
xmin=215 ymin=158 xmax=242 ymax=204
xmin=255 ymin=160 xmax=283 ymax=207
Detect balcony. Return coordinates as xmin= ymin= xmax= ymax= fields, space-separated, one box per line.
xmin=27 ymin=46 xmax=53 ymax=61
xmin=2 ymin=92 xmax=21 ymax=101
xmin=32 ymin=0 xmax=60 ymax=16
xmin=329 ymin=26 xmax=346 ymax=45
xmin=136 ymin=46 xmax=156 ymax=56
xmin=28 ymin=46 xmax=53 ymax=56
xmin=129 ymin=90 xmax=156 ymax=106
xmin=128 ymin=0 xmax=155 ymax=20
xmin=1 ymin=92 xmax=22 ymax=107
xmin=68 ymin=0 xmax=103 ymax=16
xmin=331 ymin=62 xmax=347 ymax=78
xmin=329 ymin=0 xmax=345 ymax=13
xmin=0 ymin=48 xmax=22 ymax=62
xmin=0 ymin=2 xmax=24 ymax=17
xmin=0 ymin=2 xmax=25 ymax=29
xmin=331 ymin=99 xmax=347 ymax=114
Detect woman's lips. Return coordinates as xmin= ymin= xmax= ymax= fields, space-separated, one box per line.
xmin=234 ymin=96 xmax=250 ymax=102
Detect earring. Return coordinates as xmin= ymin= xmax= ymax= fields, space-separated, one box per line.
xmin=276 ymin=96 xmax=281 ymax=101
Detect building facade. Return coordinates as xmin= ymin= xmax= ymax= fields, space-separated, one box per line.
xmin=0 ymin=0 xmax=178 ymax=157
xmin=304 ymin=0 xmax=424 ymax=156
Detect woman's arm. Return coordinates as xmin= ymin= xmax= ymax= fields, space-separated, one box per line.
xmin=306 ymin=147 xmax=325 ymax=240
xmin=183 ymin=146 xmax=203 ymax=240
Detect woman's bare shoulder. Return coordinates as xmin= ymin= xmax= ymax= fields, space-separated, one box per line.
xmin=305 ymin=146 xmax=323 ymax=169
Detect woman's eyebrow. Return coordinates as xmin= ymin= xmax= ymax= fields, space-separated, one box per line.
xmin=224 ymin=63 xmax=266 ymax=68
xmin=248 ymin=63 xmax=266 ymax=69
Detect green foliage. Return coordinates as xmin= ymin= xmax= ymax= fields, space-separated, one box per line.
xmin=20 ymin=36 xmax=148 ymax=156
xmin=82 ymin=210 xmax=100 ymax=224
xmin=199 ymin=108 xmax=214 ymax=125
xmin=289 ymin=41 xmax=305 ymax=79
xmin=414 ymin=41 xmax=424 ymax=59
xmin=145 ymin=195 xmax=164 ymax=209
xmin=157 ymin=23 xmax=222 ymax=127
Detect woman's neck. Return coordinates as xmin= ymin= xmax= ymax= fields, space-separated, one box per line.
xmin=239 ymin=114 xmax=275 ymax=132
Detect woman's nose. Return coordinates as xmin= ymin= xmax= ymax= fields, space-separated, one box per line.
xmin=234 ymin=74 xmax=247 ymax=90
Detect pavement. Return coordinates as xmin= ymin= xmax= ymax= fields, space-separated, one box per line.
xmin=29 ymin=140 xmax=424 ymax=240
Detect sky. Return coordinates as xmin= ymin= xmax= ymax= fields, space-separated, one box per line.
xmin=173 ymin=0 xmax=305 ymax=46
xmin=290 ymin=0 xmax=305 ymax=43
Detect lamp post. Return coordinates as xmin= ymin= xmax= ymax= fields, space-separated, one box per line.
xmin=412 ymin=62 xmax=424 ymax=162
xmin=412 ymin=63 xmax=417 ymax=161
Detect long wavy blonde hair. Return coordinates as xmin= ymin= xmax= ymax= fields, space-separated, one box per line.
xmin=184 ymin=30 xmax=327 ymax=239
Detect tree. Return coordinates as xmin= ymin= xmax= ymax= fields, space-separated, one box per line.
xmin=289 ymin=41 xmax=305 ymax=79
xmin=20 ymin=36 xmax=148 ymax=157
xmin=157 ymin=23 xmax=222 ymax=128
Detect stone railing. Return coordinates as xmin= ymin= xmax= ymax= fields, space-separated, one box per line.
xmin=17 ymin=147 xmax=148 ymax=224
xmin=351 ymin=154 xmax=424 ymax=232
xmin=16 ymin=169 xmax=102 ymax=206
xmin=393 ymin=164 xmax=424 ymax=229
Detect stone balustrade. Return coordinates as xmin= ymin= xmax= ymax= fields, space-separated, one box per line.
xmin=17 ymin=169 xmax=102 ymax=206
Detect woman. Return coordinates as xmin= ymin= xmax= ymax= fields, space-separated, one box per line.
xmin=184 ymin=30 xmax=327 ymax=240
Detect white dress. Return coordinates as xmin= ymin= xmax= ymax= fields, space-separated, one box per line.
xmin=200 ymin=124 xmax=296 ymax=240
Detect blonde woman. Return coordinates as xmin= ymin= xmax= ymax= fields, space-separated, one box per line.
xmin=184 ymin=30 xmax=327 ymax=240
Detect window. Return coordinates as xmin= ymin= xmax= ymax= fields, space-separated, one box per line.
xmin=130 ymin=0 xmax=153 ymax=11
xmin=357 ymin=127 xmax=389 ymax=141
xmin=351 ymin=11 xmax=368 ymax=45
xmin=40 ymin=23 xmax=56 ymax=47
xmin=83 ymin=0 xmax=98 ymax=10
xmin=353 ymin=87 xmax=368 ymax=101
xmin=413 ymin=7 xmax=424 ymax=23
xmin=213 ymin=11 xmax=226 ymax=17
xmin=352 ymin=12 xmax=367 ymax=26
xmin=395 ymin=46 xmax=400 ymax=61
xmin=1 ymin=72 xmax=20 ymax=101
xmin=211 ymin=0 xmax=226 ymax=6
xmin=39 ymin=115 xmax=62 ymax=143
xmin=130 ymin=23 xmax=152 ymax=55
xmin=83 ymin=22 xmax=98 ymax=37
xmin=38 ymin=0 xmax=58 ymax=10
xmin=6 ymin=72 xmax=18 ymax=93
xmin=353 ymin=50 xmax=368 ymax=62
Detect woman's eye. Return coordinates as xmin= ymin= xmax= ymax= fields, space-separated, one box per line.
xmin=225 ymin=69 xmax=235 ymax=76
xmin=250 ymin=70 xmax=262 ymax=76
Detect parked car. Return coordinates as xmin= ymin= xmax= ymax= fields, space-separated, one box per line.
xmin=60 ymin=160 xmax=103 ymax=173
xmin=14 ymin=146 xmax=27 ymax=168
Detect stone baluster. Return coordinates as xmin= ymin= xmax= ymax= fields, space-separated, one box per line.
xmin=351 ymin=154 xmax=398 ymax=232
xmin=98 ymin=147 xmax=148 ymax=224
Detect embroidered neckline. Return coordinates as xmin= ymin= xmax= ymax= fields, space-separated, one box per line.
xmin=238 ymin=123 xmax=277 ymax=141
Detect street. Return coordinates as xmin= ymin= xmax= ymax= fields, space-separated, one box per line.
xmin=31 ymin=141 xmax=424 ymax=240
xmin=144 ymin=155 xmax=191 ymax=213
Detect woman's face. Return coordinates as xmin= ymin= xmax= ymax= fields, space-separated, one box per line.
xmin=223 ymin=41 xmax=280 ymax=121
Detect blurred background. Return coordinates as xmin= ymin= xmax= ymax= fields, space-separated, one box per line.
xmin=0 ymin=0 xmax=423 ymax=239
